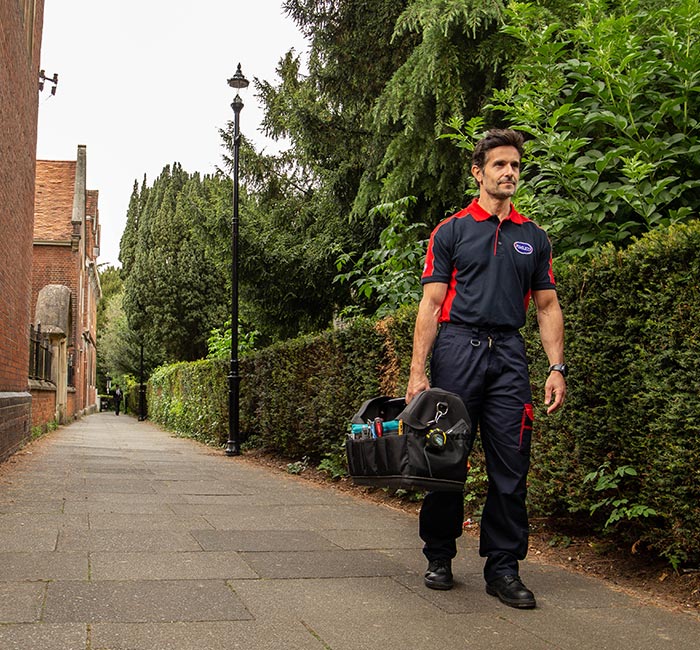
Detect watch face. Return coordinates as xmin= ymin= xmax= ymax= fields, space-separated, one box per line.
xmin=550 ymin=364 xmax=568 ymax=377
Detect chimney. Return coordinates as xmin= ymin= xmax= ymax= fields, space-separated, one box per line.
xmin=71 ymin=145 xmax=86 ymax=251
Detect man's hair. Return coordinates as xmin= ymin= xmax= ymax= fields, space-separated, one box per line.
xmin=471 ymin=129 xmax=524 ymax=170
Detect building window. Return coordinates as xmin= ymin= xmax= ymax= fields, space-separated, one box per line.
xmin=29 ymin=324 xmax=53 ymax=383
xmin=67 ymin=351 xmax=75 ymax=387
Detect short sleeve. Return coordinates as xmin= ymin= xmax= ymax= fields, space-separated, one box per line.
xmin=531 ymin=230 xmax=556 ymax=291
xmin=422 ymin=219 xmax=454 ymax=284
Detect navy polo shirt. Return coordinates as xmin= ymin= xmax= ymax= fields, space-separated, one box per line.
xmin=422 ymin=198 xmax=556 ymax=329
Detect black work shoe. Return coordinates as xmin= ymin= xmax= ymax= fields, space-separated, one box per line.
xmin=424 ymin=559 xmax=454 ymax=590
xmin=486 ymin=575 xmax=536 ymax=609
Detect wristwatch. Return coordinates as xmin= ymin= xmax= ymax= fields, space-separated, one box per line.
xmin=548 ymin=363 xmax=568 ymax=378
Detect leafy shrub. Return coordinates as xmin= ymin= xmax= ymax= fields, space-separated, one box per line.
xmin=148 ymin=359 xmax=228 ymax=445
xmin=445 ymin=0 xmax=700 ymax=259
xmin=335 ymin=197 xmax=427 ymax=317
xmin=525 ymin=221 xmax=700 ymax=566
xmin=584 ymin=462 xmax=657 ymax=529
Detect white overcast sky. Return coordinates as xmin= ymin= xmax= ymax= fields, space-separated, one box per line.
xmin=37 ymin=0 xmax=309 ymax=268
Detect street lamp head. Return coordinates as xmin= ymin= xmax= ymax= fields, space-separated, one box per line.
xmin=228 ymin=63 xmax=249 ymax=114
xmin=228 ymin=63 xmax=249 ymax=91
xmin=231 ymin=94 xmax=244 ymax=113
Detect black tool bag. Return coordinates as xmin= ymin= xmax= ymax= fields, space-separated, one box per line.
xmin=345 ymin=388 xmax=474 ymax=492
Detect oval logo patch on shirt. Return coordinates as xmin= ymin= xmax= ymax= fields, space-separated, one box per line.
xmin=514 ymin=241 xmax=534 ymax=255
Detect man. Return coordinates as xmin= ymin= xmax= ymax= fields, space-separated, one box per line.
xmin=405 ymin=128 xmax=566 ymax=609
xmin=113 ymin=384 xmax=123 ymax=416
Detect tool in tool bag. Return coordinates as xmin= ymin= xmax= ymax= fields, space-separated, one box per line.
xmin=424 ymin=401 xmax=449 ymax=450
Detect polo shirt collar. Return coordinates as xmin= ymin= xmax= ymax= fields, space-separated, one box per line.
xmin=467 ymin=198 xmax=528 ymax=225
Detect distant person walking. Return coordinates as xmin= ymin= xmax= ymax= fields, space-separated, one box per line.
xmin=113 ymin=385 xmax=123 ymax=416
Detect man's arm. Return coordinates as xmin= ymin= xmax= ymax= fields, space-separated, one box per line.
xmin=532 ymin=288 xmax=566 ymax=414
xmin=405 ymin=282 xmax=448 ymax=403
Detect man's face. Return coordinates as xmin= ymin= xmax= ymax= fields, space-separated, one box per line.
xmin=471 ymin=145 xmax=521 ymax=200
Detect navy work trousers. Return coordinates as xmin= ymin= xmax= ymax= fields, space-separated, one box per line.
xmin=419 ymin=323 xmax=534 ymax=582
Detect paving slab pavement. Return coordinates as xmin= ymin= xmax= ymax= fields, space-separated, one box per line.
xmin=0 ymin=412 xmax=698 ymax=650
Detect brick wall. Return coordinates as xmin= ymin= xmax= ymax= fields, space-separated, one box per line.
xmin=31 ymin=245 xmax=79 ymax=349
xmin=0 ymin=394 xmax=31 ymax=462
xmin=0 ymin=0 xmax=45 ymax=460
xmin=33 ymin=154 xmax=101 ymax=423
xmin=30 ymin=383 xmax=57 ymax=429
xmin=30 ymin=243 xmax=83 ymax=423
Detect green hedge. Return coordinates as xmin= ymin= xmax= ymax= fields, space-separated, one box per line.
xmin=124 ymin=382 xmax=139 ymax=416
xmin=239 ymin=320 xmax=381 ymax=457
xmin=147 ymin=222 xmax=700 ymax=566
xmin=148 ymin=359 xmax=228 ymax=441
xmin=523 ymin=222 xmax=700 ymax=566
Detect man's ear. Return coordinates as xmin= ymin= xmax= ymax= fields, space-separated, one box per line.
xmin=471 ymin=164 xmax=482 ymax=185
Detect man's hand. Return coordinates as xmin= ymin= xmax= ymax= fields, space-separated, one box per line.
xmin=544 ymin=371 xmax=566 ymax=414
xmin=405 ymin=372 xmax=430 ymax=404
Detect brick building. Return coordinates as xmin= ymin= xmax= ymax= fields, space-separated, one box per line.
xmin=0 ymin=0 xmax=45 ymax=461
xmin=32 ymin=146 xmax=102 ymax=424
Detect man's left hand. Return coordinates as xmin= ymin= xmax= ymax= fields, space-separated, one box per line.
xmin=544 ymin=372 xmax=566 ymax=414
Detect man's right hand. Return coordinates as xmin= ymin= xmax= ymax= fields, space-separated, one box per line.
xmin=405 ymin=373 xmax=430 ymax=404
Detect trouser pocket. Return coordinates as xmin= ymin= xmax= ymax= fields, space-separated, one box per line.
xmin=519 ymin=403 xmax=534 ymax=453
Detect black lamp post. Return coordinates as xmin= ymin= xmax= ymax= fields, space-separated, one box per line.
xmin=225 ymin=63 xmax=249 ymax=457
xmin=138 ymin=341 xmax=146 ymax=421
